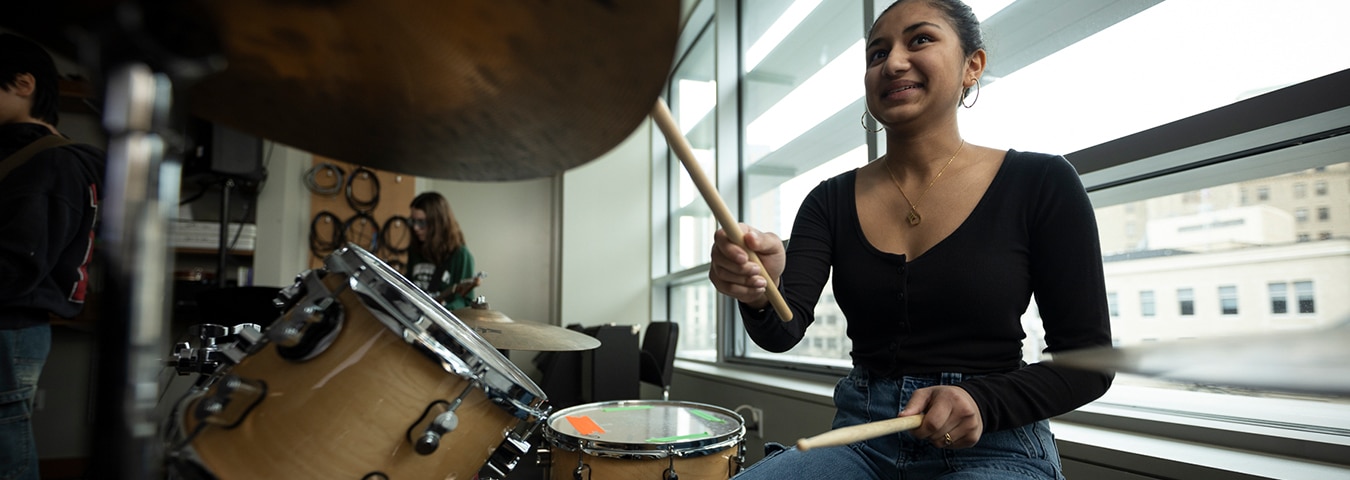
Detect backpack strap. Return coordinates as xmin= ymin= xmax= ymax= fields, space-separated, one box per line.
xmin=0 ymin=134 xmax=75 ymax=183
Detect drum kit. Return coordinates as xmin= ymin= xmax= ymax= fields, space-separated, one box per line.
xmin=9 ymin=2 xmax=757 ymax=478
xmin=8 ymin=0 xmax=1345 ymax=478
xmin=160 ymin=244 xmax=747 ymax=479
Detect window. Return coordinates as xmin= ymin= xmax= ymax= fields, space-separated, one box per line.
xmin=1294 ymin=182 xmax=1307 ymax=198
xmin=1319 ymin=206 xmax=1330 ymax=221
xmin=1269 ymin=282 xmax=1288 ymax=314
xmin=664 ymin=16 xmax=718 ymax=360
xmin=1139 ymin=290 xmax=1155 ymax=317
xmin=1295 ymin=281 xmax=1316 ymax=314
xmin=1178 ymin=288 xmax=1195 ymax=316
xmin=1218 ymin=285 xmax=1238 ymax=315
xmin=1107 ymin=292 xmax=1119 ymax=317
xmin=654 ymin=0 xmax=1350 ymax=466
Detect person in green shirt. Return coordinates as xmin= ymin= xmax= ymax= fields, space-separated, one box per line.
xmin=405 ymin=192 xmax=478 ymax=310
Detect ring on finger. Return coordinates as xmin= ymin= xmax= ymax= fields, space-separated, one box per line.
xmin=943 ymin=432 xmax=953 ymax=446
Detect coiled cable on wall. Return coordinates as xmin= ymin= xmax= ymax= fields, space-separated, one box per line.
xmin=345 ymin=167 xmax=380 ymax=213
xmin=309 ymin=211 xmax=344 ymax=259
xmin=303 ymin=162 xmax=345 ymax=196
xmin=343 ymin=212 xmax=381 ymax=253
xmin=380 ymin=215 xmax=412 ymax=255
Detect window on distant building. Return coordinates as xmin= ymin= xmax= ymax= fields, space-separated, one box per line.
xmin=1108 ymin=292 xmax=1119 ymax=317
xmin=1219 ymin=285 xmax=1238 ymax=315
xmin=1178 ymin=288 xmax=1195 ymax=316
xmin=1294 ymin=182 xmax=1307 ymax=198
xmin=1269 ymin=283 xmax=1288 ymax=314
xmin=1295 ymin=281 xmax=1316 ymax=314
xmin=1140 ymin=290 xmax=1156 ymax=317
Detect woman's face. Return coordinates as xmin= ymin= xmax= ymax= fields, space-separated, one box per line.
xmin=864 ymin=1 xmax=976 ymax=129
xmin=409 ymin=207 xmax=428 ymax=242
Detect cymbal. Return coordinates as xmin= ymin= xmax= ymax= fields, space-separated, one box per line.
xmin=1051 ymin=320 xmax=1350 ymax=395
xmin=452 ymin=307 xmax=600 ymax=352
xmin=184 ymin=0 xmax=679 ymax=181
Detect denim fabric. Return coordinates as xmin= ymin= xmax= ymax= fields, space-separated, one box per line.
xmin=0 ymin=325 xmax=51 ymax=480
xmin=734 ymin=368 xmax=1064 ymax=480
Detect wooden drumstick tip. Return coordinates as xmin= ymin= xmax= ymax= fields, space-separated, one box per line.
xmin=795 ymin=414 xmax=924 ymax=452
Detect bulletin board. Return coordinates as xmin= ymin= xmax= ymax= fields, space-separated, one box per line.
xmin=305 ymin=156 xmax=417 ymax=271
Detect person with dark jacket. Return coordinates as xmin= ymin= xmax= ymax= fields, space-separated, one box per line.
xmin=0 ymin=33 xmax=105 ymax=480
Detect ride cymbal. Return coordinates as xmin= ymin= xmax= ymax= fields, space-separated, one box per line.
xmin=187 ymin=0 xmax=679 ymax=181
xmin=452 ymin=307 xmax=601 ymax=352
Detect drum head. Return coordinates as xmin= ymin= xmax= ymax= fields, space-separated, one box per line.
xmin=547 ymin=400 xmax=744 ymax=459
xmin=327 ymin=245 xmax=545 ymax=411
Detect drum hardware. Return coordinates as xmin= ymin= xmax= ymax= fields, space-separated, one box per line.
xmin=412 ymin=403 xmax=460 ymax=455
xmin=218 ymin=323 xmax=264 ymax=365
xmin=480 ymin=420 xmax=543 ymax=480
xmin=169 ymin=324 xmax=231 ymax=376
xmin=269 ymin=271 xmax=348 ymax=360
xmin=190 ymin=375 xmax=267 ymax=429
xmin=169 ymin=323 xmax=265 ymax=381
xmin=663 ymin=447 xmax=679 ymax=480
xmin=406 ymin=382 xmax=478 ymax=456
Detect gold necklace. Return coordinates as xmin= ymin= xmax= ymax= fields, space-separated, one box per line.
xmin=885 ymin=139 xmax=966 ymax=226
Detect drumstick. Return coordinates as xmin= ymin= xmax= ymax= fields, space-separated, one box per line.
xmin=651 ymin=99 xmax=792 ymax=321
xmin=795 ymin=414 xmax=924 ymax=451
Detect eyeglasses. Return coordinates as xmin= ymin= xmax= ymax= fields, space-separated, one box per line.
xmin=409 ymin=218 xmax=427 ymax=229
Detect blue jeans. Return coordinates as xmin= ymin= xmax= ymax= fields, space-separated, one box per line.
xmin=0 ymin=325 xmax=51 ymax=480
xmin=734 ymin=369 xmax=1064 ymax=480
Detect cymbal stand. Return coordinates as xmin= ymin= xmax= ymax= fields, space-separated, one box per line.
xmin=95 ymin=62 xmax=177 ymax=480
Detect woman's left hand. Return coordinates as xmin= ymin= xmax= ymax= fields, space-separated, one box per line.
xmin=899 ymin=385 xmax=984 ymax=448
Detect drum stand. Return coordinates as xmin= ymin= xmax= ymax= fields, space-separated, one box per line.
xmin=82 ymin=9 xmax=220 ymax=477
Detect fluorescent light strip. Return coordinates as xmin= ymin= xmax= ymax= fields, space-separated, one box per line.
xmin=744 ymin=0 xmax=824 ymax=74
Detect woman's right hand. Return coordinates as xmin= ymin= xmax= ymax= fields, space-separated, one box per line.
xmin=709 ymin=224 xmax=785 ymax=308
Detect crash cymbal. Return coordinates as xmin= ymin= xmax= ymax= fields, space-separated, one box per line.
xmin=452 ymin=307 xmax=600 ymax=352
xmin=1051 ymin=320 xmax=1350 ymax=395
xmin=183 ymin=0 xmax=679 ymax=181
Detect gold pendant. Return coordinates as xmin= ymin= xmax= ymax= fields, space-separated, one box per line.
xmin=907 ymin=209 xmax=922 ymax=226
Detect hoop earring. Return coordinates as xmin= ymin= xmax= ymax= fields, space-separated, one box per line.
xmin=961 ymin=78 xmax=981 ymax=109
xmin=861 ymin=110 xmax=883 ymax=133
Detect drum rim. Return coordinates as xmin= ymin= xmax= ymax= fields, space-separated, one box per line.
xmin=327 ymin=244 xmax=548 ymax=418
xmin=544 ymin=400 xmax=746 ymax=459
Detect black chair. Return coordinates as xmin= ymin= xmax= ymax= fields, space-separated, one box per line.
xmin=638 ymin=321 xmax=679 ymax=400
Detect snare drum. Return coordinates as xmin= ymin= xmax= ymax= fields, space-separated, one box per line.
xmin=164 ymin=244 xmax=548 ymax=479
xmin=544 ymin=400 xmax=745 ymax=480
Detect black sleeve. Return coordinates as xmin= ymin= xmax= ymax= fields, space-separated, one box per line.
xmin=958 ymin=156 xmax=1114 ymax=432
xmin=739 ymin=179 xmax=836 ymax=352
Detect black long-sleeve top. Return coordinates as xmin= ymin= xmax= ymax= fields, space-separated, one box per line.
xmin=741 ymin=150 xmax=1113 ymax=433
